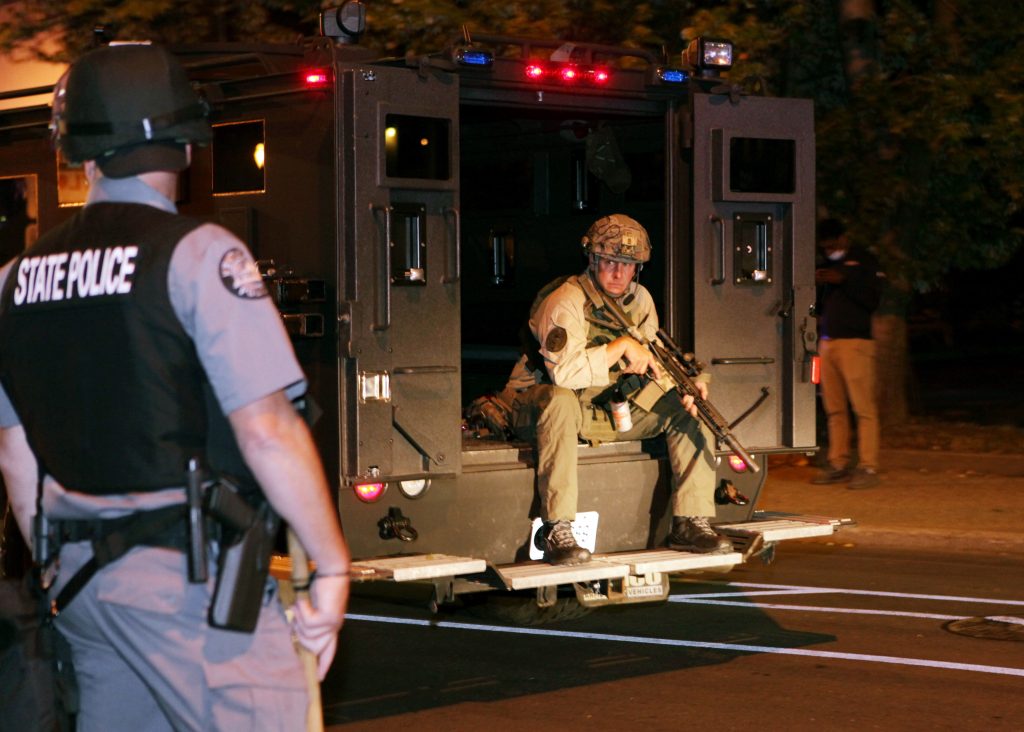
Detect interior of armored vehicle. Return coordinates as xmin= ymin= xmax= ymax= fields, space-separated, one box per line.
xmin=457 ymin=106 xmax=669 ymax=415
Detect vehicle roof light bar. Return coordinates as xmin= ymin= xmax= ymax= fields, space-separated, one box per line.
xmin=522 ymin=61 xmax=612 ymax=85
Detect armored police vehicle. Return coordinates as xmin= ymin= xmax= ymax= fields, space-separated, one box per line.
xmin=0 ymin=4 xmax=844 ymax=617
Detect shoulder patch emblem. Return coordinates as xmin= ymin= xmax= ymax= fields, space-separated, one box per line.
xmin=545 ymin=327 xmax=568 ymax=353
xmin=219 ymin=248 xmax=269 ymax=299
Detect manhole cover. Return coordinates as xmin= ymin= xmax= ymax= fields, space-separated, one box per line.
xmin=943 ymin=616 xmax=1024 ymax=642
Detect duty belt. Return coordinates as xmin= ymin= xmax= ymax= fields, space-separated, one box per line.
xmin=50 ymin=504 xmax=189 ymax=615
xmin=58 ymin=506 xmax=190 ymax=549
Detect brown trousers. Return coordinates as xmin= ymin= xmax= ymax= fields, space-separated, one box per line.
xmin=509 ymin=384 xmax=716 ymax=522
xmin=819 ymin=338 xmax=880 ymax=471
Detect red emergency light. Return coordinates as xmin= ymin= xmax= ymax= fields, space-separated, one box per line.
xmin=523 ymin=62 xmax=612 ymax=86
xmin=727 ymin=454 xmax=749 ymax=473
xmin=303 ymin=69 xmax=331 ymax=88
xmin=353 ymin=481 xmax=386 ymax=502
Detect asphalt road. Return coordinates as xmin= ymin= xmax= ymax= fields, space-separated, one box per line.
xmin=321 ymin=543 xmax=1024 ymax=731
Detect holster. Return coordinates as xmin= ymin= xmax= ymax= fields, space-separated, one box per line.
xmin=205 ymin=481 xmax=279 ymax=633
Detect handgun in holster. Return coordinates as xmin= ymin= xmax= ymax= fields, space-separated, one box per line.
xmin=32 ymin=511 xmax=53 ymax=568
xmin=31 ymin=510 xmax=60 ymax=595
xmin=204 ymin=480 xmax=279 ymax=633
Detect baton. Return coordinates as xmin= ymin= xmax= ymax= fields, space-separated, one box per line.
xmin=287 ymin=529 xmax=324 ymax=732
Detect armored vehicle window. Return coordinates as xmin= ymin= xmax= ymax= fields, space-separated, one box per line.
xmin=0 ymin=175 xmax=38 ymax=261
xmin=212 ymin=120 xmax=266 ymax=195
xmin=56 ymin=153 xmax=88 ymax=208
xmin=729 ymin=137 xmax=795 ymax=194
xmin=385 ymin=115 xmax=450 ymax=180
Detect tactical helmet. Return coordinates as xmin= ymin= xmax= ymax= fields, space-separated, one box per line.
xmin=581 ymin=214 xmax=651 ymax=264
xmin=51 ymin=43 xmax=211 ymax=177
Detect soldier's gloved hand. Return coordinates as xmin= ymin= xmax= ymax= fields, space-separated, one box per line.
xmin=679 ymin=380 xmax=708 ymax=419
xmin=615 ymin=337 xmax=662 ymax=379
xmin=292 ymin=574 xmax=350 ymax=679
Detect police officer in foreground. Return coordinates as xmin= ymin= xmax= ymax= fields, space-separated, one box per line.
xmin=502 ymin=214 xmax=732 ymax=565
xmin=0 ymin=44 xmax=349 ymax=729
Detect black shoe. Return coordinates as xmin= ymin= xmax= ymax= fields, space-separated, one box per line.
xmin=714 ymin=479 xmax=749 ymax=506
xmin=542 ymin=520 xmax=591 ymax=566
xmin=668 ymin=516 xmax=733 ymax=554
xmin=810 ymin=467 xmax=852 ymax=485
xmin=848 ymin=467 xmax=880 ymax=489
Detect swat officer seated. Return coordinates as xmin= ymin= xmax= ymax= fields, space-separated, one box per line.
xmin=494 ymin=214 xmax=732 ymax=565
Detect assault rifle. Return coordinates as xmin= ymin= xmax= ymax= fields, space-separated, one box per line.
xmin=595 ymin=288 xmax=760 ymax=473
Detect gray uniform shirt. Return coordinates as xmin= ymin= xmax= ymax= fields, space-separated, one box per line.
xmin=0 ymin=175 xmax=304 ymax=518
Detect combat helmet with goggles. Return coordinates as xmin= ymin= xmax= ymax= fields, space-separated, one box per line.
xmin=51 ymin=42 xmax=211 ymax=178
xmin=581 ymin=214 xmax=651 ymax=265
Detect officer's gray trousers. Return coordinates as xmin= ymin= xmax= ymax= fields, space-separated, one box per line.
xmin=509 ymin=384 xmax=716 ymax=522
xmin=52 ymin=541 xmax=307 ymax=732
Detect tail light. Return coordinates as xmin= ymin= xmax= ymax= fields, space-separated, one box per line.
xmin=353 ymin=481 xmax=386 ymax=502
xmin=727 ymin=454 xmax=749 ymax=473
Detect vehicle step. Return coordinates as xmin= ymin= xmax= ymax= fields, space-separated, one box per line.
xmin=716 ymin=516 xmax=837 ymax=542
xmin=592 ymin=549 xmax=742 ymax=575
xmin=350 ymin=554 xmax=488 ymax=581
xmin=753 ymin=510 xmax=857 ymax=528
xmin=269 ymin=553 xmax=486 ymax=582
xmin=494 ymin=560 xmax=630 ymax=590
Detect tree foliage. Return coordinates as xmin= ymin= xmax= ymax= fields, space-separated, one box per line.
xmin=2 ymin=1 xmax=1021 ymax=294
xmin=0 ymin=1 xmax=324 ymax=60
xmin=679 ymin=0 xmax=1024 ymax=294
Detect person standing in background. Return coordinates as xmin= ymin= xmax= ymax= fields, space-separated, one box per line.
xmin=812 ymin=218 xmax=887 ymax=489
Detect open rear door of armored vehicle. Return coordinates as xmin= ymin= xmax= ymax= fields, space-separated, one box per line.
xmin=689 ymin=90 xmax=818 ymax=463
xmin=341 ymin=62 xmax=464 ymax=494
xmin=687 ymin=88 xmax=852 ymax=557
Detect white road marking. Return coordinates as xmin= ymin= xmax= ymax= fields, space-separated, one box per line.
xmin=667 ymin=581 xmax=1024 ymax=620
xmin=701 ymin=581 xmax=1024 ymax=606
xmin=346 ymin=613 xmax=1024 ymax=678
xmin=667 ymin=597 xmax=968 ymax=621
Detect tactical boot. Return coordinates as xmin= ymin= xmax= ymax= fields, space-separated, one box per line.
xmin=668 ymin=516 xmax=732 ymax=554
xmin=542 ymin=520 xmax=591 ymax=566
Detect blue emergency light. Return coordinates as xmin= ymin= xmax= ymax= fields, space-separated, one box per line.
xmin=656 ymin=68 xmax=689 ymax=84
xmin=455 ymin=48 xmax=494 ymax=67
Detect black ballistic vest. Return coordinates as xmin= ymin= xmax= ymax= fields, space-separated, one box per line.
xmin=0 ymin=202 xmax=209 ymax=495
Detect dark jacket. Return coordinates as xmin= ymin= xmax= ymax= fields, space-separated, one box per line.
xmin=817 ymin=245 xmax=886 ymax=340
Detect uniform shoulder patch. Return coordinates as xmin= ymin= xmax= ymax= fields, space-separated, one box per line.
xmin=219 ymin=248 xmax=269 ymax=299
xmin=545 ymin=326 xmax=568 ymax=353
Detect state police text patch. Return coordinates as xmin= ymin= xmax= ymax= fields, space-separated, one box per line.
xmin=219 ymin=248 xmax=268 ymax=299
